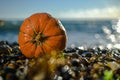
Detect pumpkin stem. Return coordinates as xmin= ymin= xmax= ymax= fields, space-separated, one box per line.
xmin=35 ymin=32 xmax=41 ymax=42
xmin=33 ymin=32 xmax=47 ymax=45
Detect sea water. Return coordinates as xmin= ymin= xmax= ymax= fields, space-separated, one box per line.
xmin=0 ymin=19 xmax=119 ymax=48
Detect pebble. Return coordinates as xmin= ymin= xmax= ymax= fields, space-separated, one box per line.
xmin=0 ymin=41 xmax=120 ymax=80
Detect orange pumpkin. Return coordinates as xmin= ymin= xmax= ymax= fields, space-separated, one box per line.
xmin=18 ymin=13 xmax=67 ymax=58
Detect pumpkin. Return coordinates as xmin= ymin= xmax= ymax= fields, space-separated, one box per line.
xmin=18 ymin=13 xmax=67 ymax=58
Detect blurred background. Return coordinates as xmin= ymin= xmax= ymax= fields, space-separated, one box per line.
xmin=0 ymin=0 xmax=120 ymax=48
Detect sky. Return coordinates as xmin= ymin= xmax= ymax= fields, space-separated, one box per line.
xmin=0 ymin=0 xmax=120 ymax=20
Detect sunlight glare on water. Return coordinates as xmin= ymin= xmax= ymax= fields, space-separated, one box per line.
xmin=104 ymin=19 xmax=120 ymax=49
xmin=102 ymin=26 xmax=112 ymax=35
xmin=115 ymin=19 xmax=120 ymax=33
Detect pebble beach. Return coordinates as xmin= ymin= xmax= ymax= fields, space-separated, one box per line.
xmin=0 ymin=41 xmax=120 ymax=80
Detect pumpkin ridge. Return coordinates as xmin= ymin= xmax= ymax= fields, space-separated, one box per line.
xmin=40 ymin=16 xmax=51 ymax=33
xmin=32 ymin=43 xmax=37 ymax=57
xmin=41 ymin=18 xmax=52 ymax=34
xmin=43 ymin=42 xmax=55 ymax=50
xmin=20 ymin=42 xmax=35 ymax=57
xmin=39 ymin=43 xmax=45 ymax=54
xmin=22 ymin=40 xmax=33 ymax=46
xmin=43 ymin=36 xmax=65 ymax=50
xmin=42 ymin=18 xmax=65 ymax=37
xmin=28 ymin=43 xmax=36 ymax=58
xmin=20 ymin=31 xmax=33 ymax=37
xmin=46 ymin=34 xmax=65 ymax=38
xmin=42 ymin=18 xmax=56 ymax=34
xmin=27 ymin=19 xmax=37 ymax=34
